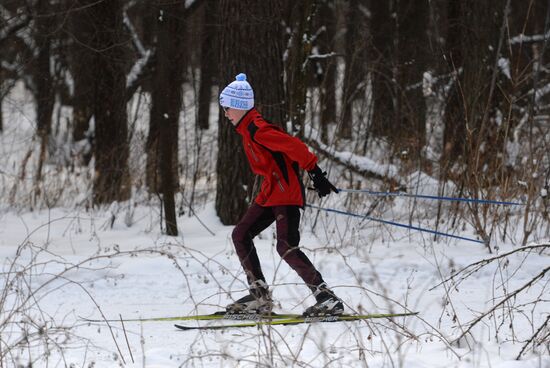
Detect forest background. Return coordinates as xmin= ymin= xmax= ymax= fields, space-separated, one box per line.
xmin=0 ymin=0 xmax=549 ymax=367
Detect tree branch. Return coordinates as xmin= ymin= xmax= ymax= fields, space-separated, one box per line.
xmin=430 ymin=243 xmax=550 ymax=290
xmin=456 ymin=265 xmax=550 ymax=342
xmin=303 ymin=136 xmax=405 ymax=189
xmin=517 ymin=313 xmax=550 ymax=359
xmin=0 ymin=14 xmax=31 ymax=49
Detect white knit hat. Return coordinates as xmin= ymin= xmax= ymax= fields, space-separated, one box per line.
xmin=219 ymin=73 xmax=254 ymax=110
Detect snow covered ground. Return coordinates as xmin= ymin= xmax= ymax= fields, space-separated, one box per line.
xmin=0 ymin=204 xmax=548 ymax=368
xmin=1 ymin=83 xmax=549 ymax=367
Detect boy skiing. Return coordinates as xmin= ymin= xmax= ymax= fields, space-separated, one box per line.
xmin=219 ymin=73 xmax=343 ymax=317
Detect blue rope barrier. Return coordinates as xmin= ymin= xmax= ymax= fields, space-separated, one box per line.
xmin=307 ymin=204 xmax=485 ymax=244
xmin=337 ymin=188 xmax=524 ymax=206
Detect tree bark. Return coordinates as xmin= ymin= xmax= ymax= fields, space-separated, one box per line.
xmin=368 ymin=0 xmax=394 ymax=139
xmin=67 ymin=0 xmax=96 ymax=164
xmin=395 ymin=0 xmax=429 ymax=153
xmin=441 ymin=0 xmax=466 ymax=164
xmin=216 ymin=0 xmax=286 ymax=225
xmin=0 ymin=78 xmax=4 ymax=133
xmin=317 ymin=0 xmax=337 ymax=143
xmin=149 ymin=1 xmax=187 ymax=236
xmin=340 ymin=0 xmax=367 ymax=139
xmin=33 ymin=0 xmax=55 ymax=184
xmin=285 ymin=0 xmax=318 ymax=136
xmin=368 ymin=0 xmax=428 ymax=149
xmin=423 ymin=0 xmax=447 ymax=165
xmin=145 ymin=8 xmax=182 ymax=196
xmin=90 ymin=0 xmax=131 ymax=204
xmin=197 ymin=0 xmax=218 ymax=130
xmin=442 ymin=0 xmax=505 ymax=177
xmin=68 ymin=6 xmax=94 ymax=141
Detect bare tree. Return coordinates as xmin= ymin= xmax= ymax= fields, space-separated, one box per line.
xmin=367 ymin=0 xmax=429 ymax=150
xmin=216 ymin=0 xmax=286 ymax=224
xmin=67 ymin=0 xmax=96 ymax=163
xmin=285 ymin=0 xmax=318 ymax=136
xmin=317 ymin=0 xmax=338 ymax=144
xmin=442 ymin=0 xmax=505 ymax=170
xmin=89 ymin=0 xmax=131 ymax=204
xmin=422 ymin=0 xmax=447 ymax=166
xmin=32 ymin=0 xmax=55 ymax=185
xmin=0 ymin=75 xmax=4 ymax=133
xmin=368 ymin=0 xmax=394 ymax=141
xmin=67 ymin=2 xmax=93 ymax=140
xmin=340 ymin=0 xmax=367 ymax=139
xmin=149 ymin=1 xmax=187 ymax=236
xmin=197 ymin=0 xmax=218 ymax=131
xmin=394 ymin=0 xmax=429 ymax=154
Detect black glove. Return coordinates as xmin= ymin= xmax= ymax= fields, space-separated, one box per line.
xmin=308 ymin=165 xmax=339 ymax=197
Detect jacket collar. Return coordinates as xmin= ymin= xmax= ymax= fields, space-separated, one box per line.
xmin=235 ymin=108 xmax=259 ymax=133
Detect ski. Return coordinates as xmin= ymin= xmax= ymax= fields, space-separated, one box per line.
xmin=174 ymin=312 xmax=418 ymax=331
xmin=80 ymin=311 xmax=300 ymax=324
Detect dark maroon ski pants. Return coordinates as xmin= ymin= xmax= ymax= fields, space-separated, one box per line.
xmin=232 ymin=203 xmax=324 ymax=290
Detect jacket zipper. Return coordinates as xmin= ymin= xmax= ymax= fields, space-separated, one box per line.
xmin=248 ymin=143 xmax=259 ymax=162
xmin=273 ymin=171 xmax=285 ymax=192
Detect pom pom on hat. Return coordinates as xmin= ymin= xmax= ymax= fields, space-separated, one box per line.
xmin=219 ymin=73 xmax=254 ymax=110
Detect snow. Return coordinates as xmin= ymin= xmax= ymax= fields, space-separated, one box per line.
xmin=509 ymin=30 xmax=550 ymax=45
xmin=423 ymin=71 xmax=435 ymax=97
xmin=498 ymin=58 xmax=511 ymax=80
xmin=0 ymin=205 xmax=548 ymax=367
xmin=1 ymin=83 xmax=549 ymax=368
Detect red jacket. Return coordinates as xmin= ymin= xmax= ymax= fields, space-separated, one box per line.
xmin=235 ymin=108 xmax=318 ymax=207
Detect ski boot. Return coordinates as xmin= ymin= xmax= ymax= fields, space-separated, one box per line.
xmin=303 ymin=283 xmax=344 ymax=317
xmin=226 ymin=280 xmax=273 ymax=314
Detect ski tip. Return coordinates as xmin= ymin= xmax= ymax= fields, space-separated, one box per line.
xmin=174 ymin=324 xmax=194 ymax=330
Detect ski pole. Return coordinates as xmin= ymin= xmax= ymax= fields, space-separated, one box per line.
xmin=307 ymin=204 xmax=485 ymax=244
xmin=337 ymin=188 xmax=524 ymax=206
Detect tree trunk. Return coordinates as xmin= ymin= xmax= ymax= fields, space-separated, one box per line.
xmin=150 ymin=1 xmax=187 ymax=236
xmin=33 ymin=0 xmax=55 ymax=184
xmin=501 ymin=0 xmax=549 ymax=176
xmin=145 ymin=4 xmax=182 ymax=196
xmin=340 ymin=0 xmax=367 ymax=139
xmin=368 ymin=0 xmax=428 ymax=150
xmin=368 ymin=0 xmax=394 ymax=139
xmin=423 ymin=0 xmax=447 ymax=165
xmin=68 ymin=0 xmax=96 ymax=164
xmin=317 ymin=0 xmax=337 ymax=143
xmin=441 ymin=0 xmax=465 ymax=165
xmin=285 ymin=0 xmax=318 ymax=136
xmin=90 ymin=0 xmax=131 ymax=204
xmin=197 ymin=0 xmax=218 ymax=130
xmin=0 ymin=79 xmax=4 ymax=133
xmin=68 ymin=12 xmax=94 ymax=142
xmin=395 ymin=0 xmax=429 ymax=153
xmin=442 ymin=0 xmax=505 ymax=180
xmin=216 ymin=0 xmax=286 ymax=225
